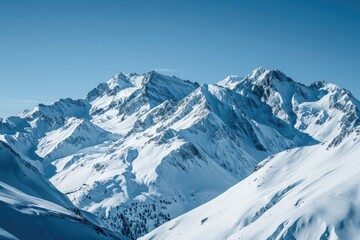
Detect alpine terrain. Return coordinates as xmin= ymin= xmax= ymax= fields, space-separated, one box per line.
xmin=1 ymin=67 xmax=359 ymax=239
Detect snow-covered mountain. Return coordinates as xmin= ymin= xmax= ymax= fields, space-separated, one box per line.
xmin=1 ymin=68 xmax=359 ymax=239
xmin=0 ymin=140 xmax=125 ymax=240
xmin=218 ymin=67 xmax=360 ymax=146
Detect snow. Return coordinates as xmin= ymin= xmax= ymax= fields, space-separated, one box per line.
xmin=142 ymin=132 xmax=360 ymax=240
xmin=36 ymin=117 xmax=116 ymax=160
xmin=1 ymin=68 xmax=359 ymax=239
xmin=0 ymin=141 xmax=125 ymax=239
xmin=221 ymin=68 xmax=360 ymax=146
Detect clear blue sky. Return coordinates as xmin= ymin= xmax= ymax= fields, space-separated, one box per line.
xmin=0 ymin=0 xmax=359 ymax=117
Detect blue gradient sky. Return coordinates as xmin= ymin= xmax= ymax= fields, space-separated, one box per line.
xmin=0 ymin=0 xmax=359 ymax=117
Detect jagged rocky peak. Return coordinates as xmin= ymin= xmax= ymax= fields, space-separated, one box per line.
xmin=86 ymin=70 xmax=201 ymax=135
xmin=142 ymin=71 xmax=200 ymax=102
xmin=244 ymin=67 xmax=295 ymax=87
xmin=310 ymin=79 xmax=328 ymax=89
xmin=235 ymin=68 xmax=355 ymax=105
xmin=307 ymin=79 xmax=360 ymax=110
xmin=309 ymin=79 xmax=350 ymax=92
xmin=217 ymin=68 xmax=360 ymax=145
xmin=20 ymin=98 xmax=90 ymax=120
xmin=87 ymin=70 xmax=199 ymax=103
xmin=0 ymin=116 xmax=30 ymax=135
xmin=217 ymin=75 xmax=243 ymax=88
xmin=107 ymin=72 xmax=135 ymax=90
xmin=244 ymin=68 xmax=353 ymax=102
xmin=86 ymin=72 xmax=138 ymax=101
xmin=247 ymin=66 xmax=268 ymax=80
xmin=218 ymin=67 xmax=295 ymax=90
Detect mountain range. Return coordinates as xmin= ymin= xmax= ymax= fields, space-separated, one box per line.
xmin=1 ymin=67 xmax=359 ymax=239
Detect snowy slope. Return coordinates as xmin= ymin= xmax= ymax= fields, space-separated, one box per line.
xmin=0 ymin=141 xmax=125 ymax=240
xmin=142 ymin=130 xmax=360 ymax=240
xmin=36 ymin=117 xmax=116 ymax=161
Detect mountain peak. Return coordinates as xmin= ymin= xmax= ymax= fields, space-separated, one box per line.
xmin=309 ymin=79 xmax=344 ymax=93
xmin=88 ymin=71 xmax=190 ymax=102
xmin=107 ymin=72 xmax=135 ymax=90
xmin=143 ymin=70 xmax=185 ymax=85
xmin=247 ymin=67 xmax=268 ymax=80
xmin=217 ymin=75 xmax=243 ymax=88
xmin=218 ymin=68 xmax=294 ymax=90
xmin=141 ymin=71 xmax=199 ymax=105
xmin=246 ymin=68 xmax=294 ymax=85
xmin=22 ymin=98 xmax=90 ymax=120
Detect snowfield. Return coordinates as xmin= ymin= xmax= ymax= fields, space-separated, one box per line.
xmin=1 ymin=67 xmax=359 ymax=239
xmin=142 ymin=131 xmax=360 ymax=240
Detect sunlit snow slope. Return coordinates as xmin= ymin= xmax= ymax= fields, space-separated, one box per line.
xmin=142 ymin=131 xmax=360 ymax=240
